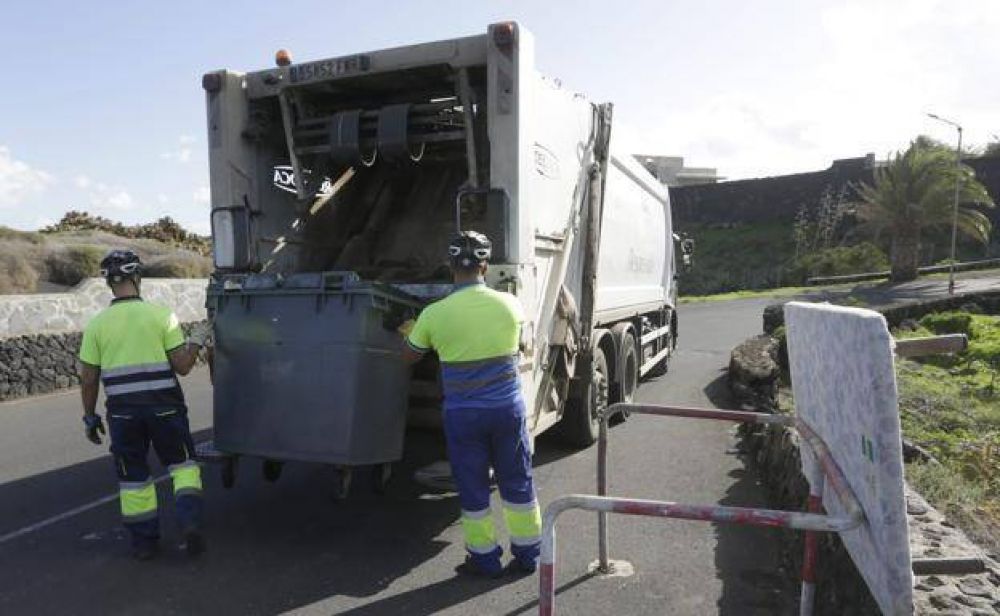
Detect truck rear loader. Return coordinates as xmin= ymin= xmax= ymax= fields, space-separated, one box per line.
xmin=202 ymin=22 xmax=680 ymax=496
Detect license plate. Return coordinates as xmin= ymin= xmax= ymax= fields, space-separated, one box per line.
xmin=288 ymin=55 xmax=371 ymax=84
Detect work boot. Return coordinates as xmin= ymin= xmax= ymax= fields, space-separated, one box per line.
xmin=505 ymin=558 xmax=536 ymax=576
xmin=455 ymin=556 xmax=503 ymax=579
xmin=182 ymin=527 xmax=206 ymax=557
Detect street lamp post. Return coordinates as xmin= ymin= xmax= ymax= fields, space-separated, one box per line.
xmin=927 ymin=113 xmax=964 ymax=295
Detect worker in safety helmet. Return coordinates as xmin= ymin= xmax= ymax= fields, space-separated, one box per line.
xmin=78 ymin=249 xmax=211 ymax=560
xmin=401 ymin=231 xmax=542 ymax=577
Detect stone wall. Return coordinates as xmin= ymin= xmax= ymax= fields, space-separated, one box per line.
xmin=729 ymin=325 xmax=1000 ymax=614
xmin=763 ymin=289 xmax=1000 ymax=335
xmin=0 ymin=279 xmax=208 ymax=401
xmin=740 ymin=420 xmax=1000 ymax=614
xmin=0 ymin=278 xmax=208 ymax=338
xmin=669 ymin=155 xmax=1000 ymax=227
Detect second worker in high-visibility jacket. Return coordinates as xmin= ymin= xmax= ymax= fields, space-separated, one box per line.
xmin=78 ymin=250 xmax=210 ymax=561
xmin=402 ymin=231 xmax=542 ymax=578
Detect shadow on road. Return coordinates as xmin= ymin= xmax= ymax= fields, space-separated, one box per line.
xmin=0 ymin=428 xmax=453 ymax=614
xmin=702 ymin=369 xmax=796 ymax=614
xmin=702 ymin=370 xmax=736 ymax=410
xmin=0 ymin=422 xmax=584 ymax=616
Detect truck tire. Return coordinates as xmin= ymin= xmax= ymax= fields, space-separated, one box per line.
xmin=559 ymin=345 xmax=610 ymax=448
xmin=612 ymin=328 xmax=639 ymax=405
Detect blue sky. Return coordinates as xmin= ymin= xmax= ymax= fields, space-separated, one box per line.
xmin=1 ymin=0 xmax=997 ymax=234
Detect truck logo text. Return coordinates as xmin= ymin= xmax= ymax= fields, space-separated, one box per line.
xmin=533 ymin=143 xmax=560 ymax=179
xmin=273 ymin=165 xmax=333 ymax=197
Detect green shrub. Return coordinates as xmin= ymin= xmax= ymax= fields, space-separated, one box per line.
xmin=143 ymin=253 xmax=212 ymax=278
xmin=43 ymin=211 xmax=210 ymax=256
xmin=967 ymin=316 xmax=1000 ymax=365
xmin=787 ymin=242 xmax=889 ymax=283
xmin=919 ymin=311 xmax=973 ymax=336
xmin=906 ymin=462 xmax=985 ymax=507
xmin=0 ymin=247 xmax=40 ymax=294
xmin=45 ymin=245 xmax=105 ymax=285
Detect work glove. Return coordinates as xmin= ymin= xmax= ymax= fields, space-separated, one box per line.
xmin=397 ymin=319 xmax=416 ymax=339
xmin=188 ymin=321 xmax=213 ymax=349
xmin=83 ymin=414 xmax=105 ymax=445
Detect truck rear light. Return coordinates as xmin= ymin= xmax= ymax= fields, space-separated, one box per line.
xmin=202 ymin=72 xmax=223 ymax=92
xmin=492 ymin=22 xmax=515 ymax=56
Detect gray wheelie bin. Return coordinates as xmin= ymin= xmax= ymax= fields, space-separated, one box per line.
xmin=206 ymin=271 xmax=423 ymax=495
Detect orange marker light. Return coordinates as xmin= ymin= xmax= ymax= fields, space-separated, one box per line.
xmin=275 ymin=49 xmax=293 ymax=67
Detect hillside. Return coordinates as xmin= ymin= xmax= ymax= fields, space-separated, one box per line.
xmin=0 ymin=213 xmax=212 ymax=294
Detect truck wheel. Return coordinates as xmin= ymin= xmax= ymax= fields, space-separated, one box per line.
xmin=614 ymin=331 xmax=639 ymax=405
xmin=221 ymin=457 xmax=237 ymax=489
xmin=262 ymin=459 xmax=283 ymax=483
xmin=332 ymin=467 xmax=353 ymax=501
xmin=559 ymin=346 xmax=610 ymax=448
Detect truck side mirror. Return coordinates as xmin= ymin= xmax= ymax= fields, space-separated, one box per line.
xmin=679 ymin=237 xmax=694 ymax=271
xmin=455 ymin=187 xmax=510 ymax=262
xmin=211 ymin=206 xmax=254 ymax=271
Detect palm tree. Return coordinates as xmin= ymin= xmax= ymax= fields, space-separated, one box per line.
xmin=854 ymin=140 xmax=994 ymax=282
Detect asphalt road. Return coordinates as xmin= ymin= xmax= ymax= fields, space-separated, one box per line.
xmin=0 ymin=298 xmax=791 ymax=616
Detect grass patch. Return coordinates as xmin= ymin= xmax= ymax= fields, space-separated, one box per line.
xmin=679 ymin=222 xmax=796 ymax=295
xmin=0 ymin=222 xmax=212 ymax=295
xmin=46 ymin=245 xmax=105 ymax=286
xmin=144 ymin=253 xmax=212 ymax=278
xmin=0 ymin=244 xmax=40 ymax=293
xmin=680 ymin=285 xmax=815 ymax=303
xmin=894 ymin=312 xmax=1000 ymax=551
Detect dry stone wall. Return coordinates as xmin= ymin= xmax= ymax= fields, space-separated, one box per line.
xmin=0 ymin=278 xmax=207 ymax=338
xmin=730 ymin=331 xmax=1000 ymax=614
xmin=0 ymin=279 xmax=207 ymax=401
xmin=740 ymin=420 xmax=1000 ymax=615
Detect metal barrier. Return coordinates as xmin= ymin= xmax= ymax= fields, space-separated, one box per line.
xmin=538 ymin=403 xmax=864 ymax=616
xmin=538 ymin=333 xmax=970 ymax=615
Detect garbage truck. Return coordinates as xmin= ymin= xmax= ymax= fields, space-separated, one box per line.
xmin=202 ymin=22 xmax=685 ymax=497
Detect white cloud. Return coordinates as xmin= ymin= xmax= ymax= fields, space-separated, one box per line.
xmin=72 ymin=177 xmax=135 ymax=212
xmin=193 ymin=186 xmax=210 ymax=206
xmin=629 ymin=0 xmax=1000 ymax=180
xmin=161 ymin=135 xmax=198 ymax=164
xmin=101 ymin=189 xmax=133 ymax=210
xmin=0 ymin=146 xmax=53 ymax=208
xmin=157 ymin=193 xmax=169 ymax=205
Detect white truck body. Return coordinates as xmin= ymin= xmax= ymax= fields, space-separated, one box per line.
xmin=205 ymin=22 xmax=677 ymax=452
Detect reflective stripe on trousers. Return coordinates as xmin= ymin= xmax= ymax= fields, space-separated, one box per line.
xmin=502 ymin=498 xmax=542 ymax=547
xmin=169 ymin=460 xmax=203 ymax=498
xmin=120 ymin=479 xmax=157 ymax=522
xmin=461 ymin=507 xmax=500 ymax=554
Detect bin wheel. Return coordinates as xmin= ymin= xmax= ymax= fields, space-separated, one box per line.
xmin=372 ymin=462 xmax=393 ymax=494
xmin=221 ymin=457 xmax=237 ymax=489
xmin=262 ymin=459 xmax=283 ymax=483
xmin=332 ymin=467 xmax=353 ymax=501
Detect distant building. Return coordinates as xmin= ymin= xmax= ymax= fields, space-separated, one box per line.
xmin=635 ymin=154 xmax=723 ymax=187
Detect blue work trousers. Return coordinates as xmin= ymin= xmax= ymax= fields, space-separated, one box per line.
xmin=107 ymin=406 xmax=203 ymax=548
xmin=444 ymin=399 xmax=541 ymax=573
